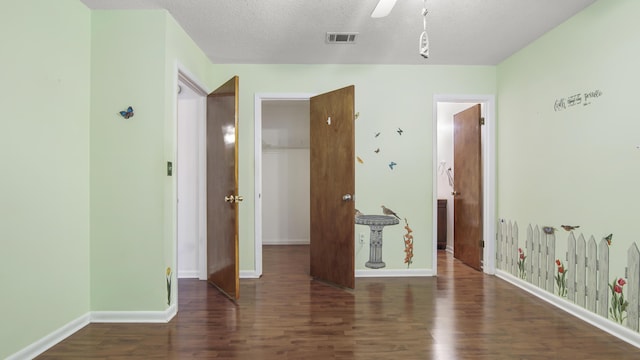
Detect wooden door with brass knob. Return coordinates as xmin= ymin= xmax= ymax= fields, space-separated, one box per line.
xmin=309 ymin=85 xmax=355 ymax=289
xmin=207 ymin=76 xmax=241 ymax=300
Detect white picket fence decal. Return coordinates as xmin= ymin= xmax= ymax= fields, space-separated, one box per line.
xmin=497 ymin=220 xmax=640 ymax=333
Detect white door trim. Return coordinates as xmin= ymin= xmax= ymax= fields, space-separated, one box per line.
xmin=254 ymin=93 xmax=316 ymax=278
xmin=432 ymin=94 xmax=496 ymax=275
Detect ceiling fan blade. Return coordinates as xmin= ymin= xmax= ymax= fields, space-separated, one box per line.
xmin=371 ymin=0 xmax=397 ymax=18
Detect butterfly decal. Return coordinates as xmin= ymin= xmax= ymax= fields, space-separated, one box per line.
xmin=604 ymin=233 xmax=613 ymax=246
xmin=388 ymin=161 xmax=397 ymax=170
xmin=119 ymin=106 xmax=134 ymax=119
xmin=397 ymin=127 xmax=403 ymax=135
xmin=357 ymin=156 xmax=364 ymax=164
xmin=542 ymin=226 xmax=556 ymax=235
xmin=375 ymin=132 xmax=381 ymax=138
xmin=374 ymin=148 xmax=380 ymax=154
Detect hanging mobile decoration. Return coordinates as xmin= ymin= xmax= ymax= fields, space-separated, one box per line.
xmin=419 ymin=0 xmax=429 ymax=58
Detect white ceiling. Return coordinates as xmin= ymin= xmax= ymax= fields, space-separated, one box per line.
xmin=80 ymin=0 xmax=597 ymax=65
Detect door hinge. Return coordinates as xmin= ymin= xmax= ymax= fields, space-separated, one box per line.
xmin=480 ymin=240 xmax=485 ymax=248
xmin=480 ymin=117 xmax=485 ymax=125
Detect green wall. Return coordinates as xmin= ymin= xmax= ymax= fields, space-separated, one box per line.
xmin=212 ymin=64 xmax=496 ymax=271
xmin=0 ymin=0 xmax=91 ymax=357
xmin=90 ymin=9 xmax=167 ymax=311
xmin=90 ymin=10 xmax=214 ymax=311
xmin=497 ymin=0 xmax=640 ymax=283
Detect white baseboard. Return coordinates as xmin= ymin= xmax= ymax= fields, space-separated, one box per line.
xmin=496 ymin=270 xmax=640 ymax=349
xmin=91 ymin=304 xmax=177 ymax=323
xmin=6 ymin=313 xmax=90 ymax=360
xmin=178 ymin=269 xmax=199 ymax=278
xmin=263 ymin=238 xmax=309 ymax=245
xmin=240 ymin=270 xmax=261 ymax=279
xmin=356 ymin=268 xmax=433 ymax=277
xmin=9 ymin=305 xmax=178 ymax=359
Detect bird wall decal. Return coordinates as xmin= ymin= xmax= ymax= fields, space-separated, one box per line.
xmin=388 ymin=161 xmax=397 ymax=170
xmin=381 ymin=205 xmax=400 ymax=219
xmin=560 ymin=225 xmax=580 ymax=231
xmin=397 ymin=127 xmax=403 ymax=135
xmin=604 ymin=233 xmax=613 ymax=246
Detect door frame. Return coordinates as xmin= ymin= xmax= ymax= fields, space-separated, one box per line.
xmin=432 ymin=94 xmax=496 ymax=275
xmin=254 ymin=93 xmax=316 ymax=278
xmin=175 ymin=65 xmax=209 ymax=282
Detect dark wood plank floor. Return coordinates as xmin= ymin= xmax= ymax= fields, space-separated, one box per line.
xmin=38 ymin=246 xmax=639 ymax=359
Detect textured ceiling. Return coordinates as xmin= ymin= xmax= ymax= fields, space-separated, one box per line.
xmin=80 ymin=0 xmax=597 ymax=65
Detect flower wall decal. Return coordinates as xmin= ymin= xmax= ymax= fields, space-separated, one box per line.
xmin=555 ymin=259 xmax=567 ymax=297
xmin=403 ymin=218 xmax=414 ymax=268
xmin=166 ymin=267 xmax=172 ymax=306
xmin=517 ymin=248 xmax=526 ymax=279
xmin=609 ymin=277 xmax=628 ymax=324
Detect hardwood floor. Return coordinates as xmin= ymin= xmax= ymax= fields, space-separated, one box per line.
xmin=38 ymin=246 xmax=639 ymax=359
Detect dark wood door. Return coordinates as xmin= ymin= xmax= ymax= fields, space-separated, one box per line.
xmin=206 ymin=76 xmax=240 ymax=300
xmin=309 ymin=85 xmax=355 ymax=289
xmin=453 ymin=104 xmax=483 ymax=271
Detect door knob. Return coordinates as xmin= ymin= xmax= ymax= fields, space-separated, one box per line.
xmin=342 ymin=194 xmax=353 ymax=201
xmin=224 ymin=195 xmax=244 ymax=203
xmin=451 ymin=191 xmax=460 ymax=196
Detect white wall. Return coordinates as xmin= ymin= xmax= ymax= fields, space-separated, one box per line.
xmin=262 ymin=100 xmax=310 ymax=245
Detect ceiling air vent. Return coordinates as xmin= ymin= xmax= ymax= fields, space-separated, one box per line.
xmin=326 ymin=32 xmax=358 ymax=44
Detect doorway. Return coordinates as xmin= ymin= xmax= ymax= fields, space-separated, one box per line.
xmin=254 ymin=93 xmax=315 ymax=277
xmin=176 ymin=72 xmax=207 ymax=281
xmin=433 ymin=95 xmax=496 ymax=275
xmin=255 ymin=88 xmax=356 ymax=289
xmin=261 ymin=100 xmax=311 ymax=247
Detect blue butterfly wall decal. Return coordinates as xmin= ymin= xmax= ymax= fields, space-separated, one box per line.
xmin=389 ymin=161 xmax=397 ymax=170
xmin=119 ymin=106 xmax=134 ymax=119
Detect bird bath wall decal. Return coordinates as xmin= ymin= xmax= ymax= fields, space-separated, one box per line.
xmin=355 ymin=215 xmax=399 ymax=268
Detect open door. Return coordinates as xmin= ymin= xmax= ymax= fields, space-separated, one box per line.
xmin=453 ymin=104 xmax=483 ymax=271
xmin=206 ymin=76 xmax=241 ymax=300
xmin=309 ymin=85 xmax=356 ymax=289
